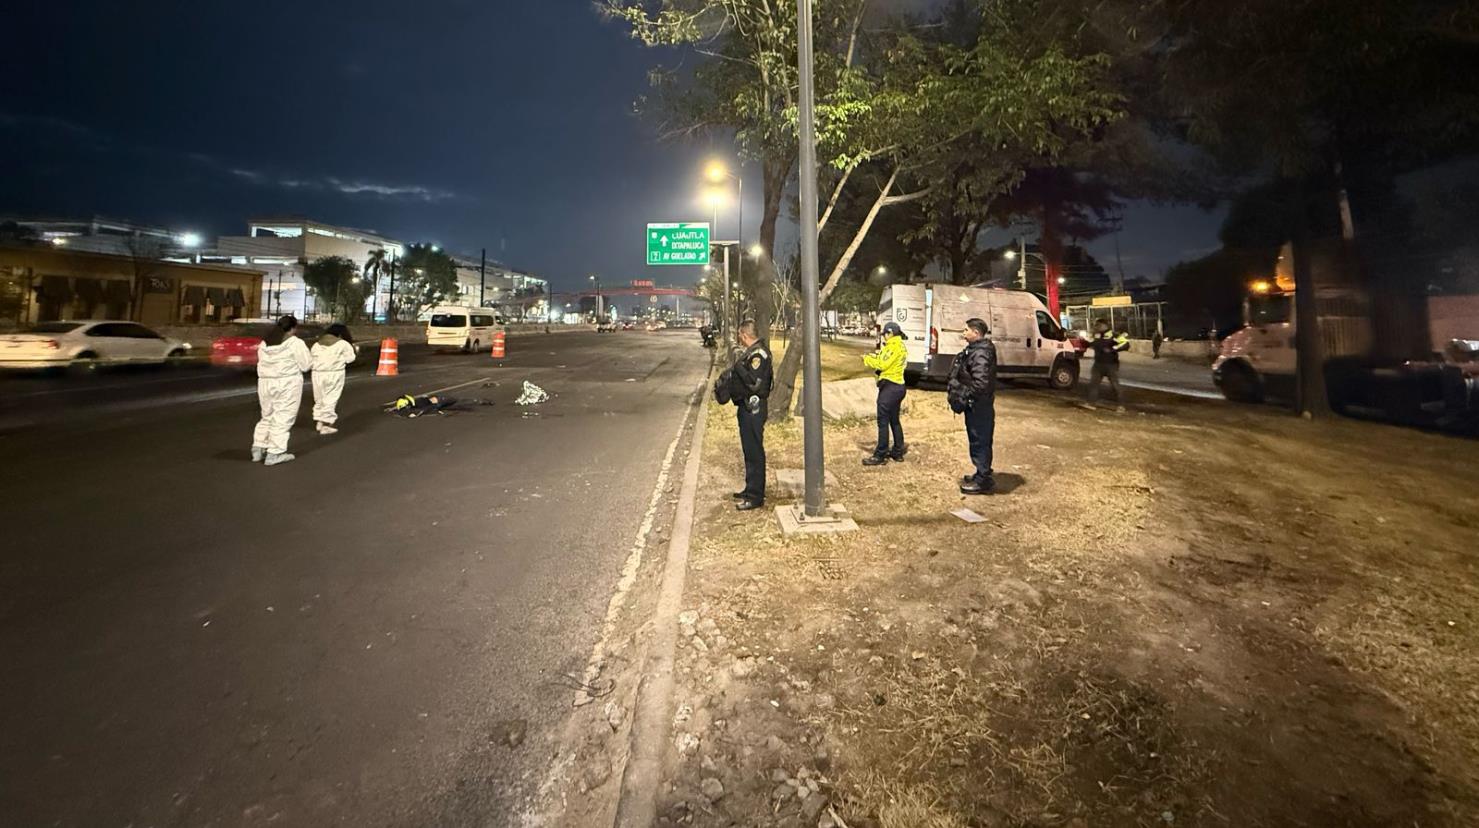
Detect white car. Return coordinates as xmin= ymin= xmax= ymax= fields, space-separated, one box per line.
xmin=0 ymin=320 xmax=192 ymax=371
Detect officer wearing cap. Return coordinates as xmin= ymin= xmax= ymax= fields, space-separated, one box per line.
xmin=729 ymin=319 xmax=772 ymax=511
xmin=862 ymin=321 xmax=909 ymax=465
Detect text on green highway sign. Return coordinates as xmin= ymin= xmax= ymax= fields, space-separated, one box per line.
xmin=646 ymin=222 xmax=710 ymax=266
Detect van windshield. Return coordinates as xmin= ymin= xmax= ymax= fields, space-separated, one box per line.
xmin=1249 ymin=295 xmax=1292 ymax=326
xmin=431 ymin=314 xmax=468 ymax=327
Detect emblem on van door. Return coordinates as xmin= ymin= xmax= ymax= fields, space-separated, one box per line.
xmin=896 ymin=309 xmax=907 ymax=322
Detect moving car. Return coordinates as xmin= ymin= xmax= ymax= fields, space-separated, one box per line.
xmin=0 ymin=321 xmax=191 ymax=371
xmin=878 ymin=284 xmax=1080 ymax=389
xmin=425 ymin=306 xmax=500 ymax=352
xmin=210 ymin=320 xmax=324 ymax=368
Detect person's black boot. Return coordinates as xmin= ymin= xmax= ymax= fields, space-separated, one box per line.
xmin=861 ymin=454 xmax=888 ymax=466
xmin=959 ymin=476 xmax=997 ymax=495
xmin=889 ymin=444 xmax=908 ymax=462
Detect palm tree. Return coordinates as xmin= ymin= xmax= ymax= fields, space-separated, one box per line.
xmin=364 ymin=249 xmax=388 ymax=322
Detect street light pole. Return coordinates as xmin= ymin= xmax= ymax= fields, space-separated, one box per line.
xmin=1018 ymin=237 xmax=1028 ymax=290
xmin=796 ymin=0 xmax=825 ymax=518
xmin=479 ymin=248 xmax=486 ymax=308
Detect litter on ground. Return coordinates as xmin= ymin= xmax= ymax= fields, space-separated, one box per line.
xmin=950 ymin=507 xmax=987 ymax=523
xmin=516 ymin=381 xmax=550 ymax=406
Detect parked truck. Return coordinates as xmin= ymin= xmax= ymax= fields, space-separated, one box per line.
xmin=1212 ymin=281 xmax=1479 ymax=430
xmin=878 ymin=284 xmax=1080 ymax=389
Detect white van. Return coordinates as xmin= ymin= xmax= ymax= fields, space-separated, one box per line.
xmin=878 ymin=284 xmax=1079 ymax=389
xmin=425 ymin=306 xmax=501 ymax=353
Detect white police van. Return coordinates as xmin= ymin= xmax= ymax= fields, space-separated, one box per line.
xmin=878 ymin=284 xmax=1079 ymax=389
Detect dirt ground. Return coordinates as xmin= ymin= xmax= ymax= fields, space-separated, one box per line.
xmin=652 ymin=344 xmax=1479 ymax=827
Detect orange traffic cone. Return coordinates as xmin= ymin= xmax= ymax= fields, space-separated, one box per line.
xmin=491 ymin=330 xmax=506 ymax=359
xmin=376 ymin=338 xmax=399 ymax=376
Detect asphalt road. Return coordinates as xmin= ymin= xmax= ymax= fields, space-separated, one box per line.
xmin=1101 ymin=351 xmax=1221 ymax=399
xmin=0 ymin=330 xmax=709 ymax=826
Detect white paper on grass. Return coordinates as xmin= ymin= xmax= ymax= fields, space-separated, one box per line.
xmin=951 ymin=507 xmax=987 ymax=524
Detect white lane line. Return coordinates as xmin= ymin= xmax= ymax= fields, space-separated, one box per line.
xmin=614 ymin=383 xmax=708 ymax=827
xmin=570 ymin=398 xmax=691 ymax=708
xmin=421 ymin=376 xmax=494 ymax=396
xmin=1120 ymin=380 xmax=1224 ymax=400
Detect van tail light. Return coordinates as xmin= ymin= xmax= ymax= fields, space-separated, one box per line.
xmin=928 ymin=327 xmax=938 ymax=354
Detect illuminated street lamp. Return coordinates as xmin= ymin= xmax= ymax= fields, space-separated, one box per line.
xmin=749 ymin=243 xmax=765 ymax=259
xmin=702 ymin=159 xmax=744 ymax=348
xmin=178 ymin=232 xmax=202 ymax=249
xmin=589 ymin=274 xmax=602 ymax=322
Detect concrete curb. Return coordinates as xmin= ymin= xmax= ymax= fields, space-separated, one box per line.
xmin=612 ymin=386 xmax=710 ymax=827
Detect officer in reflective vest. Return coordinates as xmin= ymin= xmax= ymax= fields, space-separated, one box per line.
xmin=862 ymin=321 xmax=908 ymax=465
xmin=729 ymin=319 xmax=772 ymax=511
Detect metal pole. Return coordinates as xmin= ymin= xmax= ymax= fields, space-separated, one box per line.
xmin=479 ymin=248 xmax=486 ymax=308
xmin=1018 ymin=237 xmax=1027 ymax=289
xmin=722 ymin=246 xmax=731 ymax=345
xmin=736 ymin=175 xmax=743 ymax=340
xmin=796 ymin=0 xmax=825 ymax=517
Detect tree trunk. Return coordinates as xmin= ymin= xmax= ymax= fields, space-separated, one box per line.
xmin=769 ymin=169 xmax=899 ymax=418
xmin=752 ymin=154 xmax=792 ymax=342
xmin=1291 ymin=176 xmax=1331 ymax=417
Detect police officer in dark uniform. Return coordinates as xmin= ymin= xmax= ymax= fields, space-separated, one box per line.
xmin=730 ymin=319 xmax=772 ymax=511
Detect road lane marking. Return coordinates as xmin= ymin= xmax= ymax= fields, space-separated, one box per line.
xmin=571 ymin=393 xmax=691 ymax=709
xmin=614 ymin=381 xmax=708 ymax=827
xmin=420 ymin=376 xmax=494 ymax=396
xmin=1120 ymin=380 xmax=1224 ymax=400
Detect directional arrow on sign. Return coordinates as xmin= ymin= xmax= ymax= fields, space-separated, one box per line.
xmin=661 ymin=236 xmax=669 ymax=247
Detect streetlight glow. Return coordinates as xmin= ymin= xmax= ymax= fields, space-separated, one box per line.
xmin=749 ymin=243 xmax=765 ymax=259
xmin=179 ymin=232 xmax=202 ymax=248
xmin=1004 ymin=250 xmax=1018 ymax=260
xmin=705 ymin=161 xmax=729 ymax=184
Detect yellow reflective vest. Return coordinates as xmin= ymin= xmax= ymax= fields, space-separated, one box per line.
xmin=863 ymin=334 xmax=907 ymax=385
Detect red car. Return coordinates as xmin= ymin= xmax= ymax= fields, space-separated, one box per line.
xmin=211 ymin=319 xmax=323 ymax=368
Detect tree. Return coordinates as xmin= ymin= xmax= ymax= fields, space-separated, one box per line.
xmin=603 ymin=0 xmax=881 ymax=342
xmin=364 ymin=248 xmax=390 ymax=321
xmin=123 ymin=235 xmax=169 ymax=323
xmin=822 ymin=278 xmax=881 ymax=315
xmin=767 ymin=16 xmax=1122 ymax=415
xmin=394 ymin=244 xmax=458 ymax=316
xmin=302 ymin=256 xmax=368 ymax=322
xmin=1149 ymin=0 xmax=1479 ymax=416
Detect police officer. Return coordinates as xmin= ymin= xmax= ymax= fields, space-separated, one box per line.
xmin=730 ymin=319 xmax=772 ymax=511
xmin=862 ymin=321 xmax=908 ymax=465
xmin=1085 ymin=318 xmax=1131 ymax=405
xmin=946 ymin=317 xmax=997 ymax=495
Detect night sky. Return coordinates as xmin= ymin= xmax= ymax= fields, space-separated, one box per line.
xmin=0 ymin=0 xmax=1222 ymax=290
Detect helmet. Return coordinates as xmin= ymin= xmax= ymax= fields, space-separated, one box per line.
xmin=881 ymin=321 xmax=904 ymax=338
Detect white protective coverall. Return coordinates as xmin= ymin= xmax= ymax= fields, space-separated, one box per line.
xmin=253 ymin=335 xmax=312 ymax=455
xmin=310 ymin=335 xmax=357 ymax=425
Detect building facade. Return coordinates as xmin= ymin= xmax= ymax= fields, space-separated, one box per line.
xmin=1 ymin=244 xmax=264 ymax=328
xmin=209 ymin=218 xmax=405 ymax=319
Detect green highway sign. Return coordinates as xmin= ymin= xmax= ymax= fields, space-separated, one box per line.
xmin=646 ymin=222 xmax=710 ymax=266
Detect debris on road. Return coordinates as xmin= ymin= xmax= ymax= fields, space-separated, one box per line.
xmin=490 ymin=718 xmax=528 ymax=749
xmin=516 ymin=381 xmax=550 ymax=405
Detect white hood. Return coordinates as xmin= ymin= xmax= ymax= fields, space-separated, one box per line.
xmin=257 ymin=336 xmax=311 ymax=379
